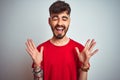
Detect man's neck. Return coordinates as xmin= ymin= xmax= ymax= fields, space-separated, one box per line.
xmin=50 ymin=36 xmax=70 ymax=46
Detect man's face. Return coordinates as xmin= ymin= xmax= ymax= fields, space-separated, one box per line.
xmin=49 ymin=11 xmax=70 ymax=39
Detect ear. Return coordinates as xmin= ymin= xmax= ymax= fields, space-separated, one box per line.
xmin=48 ymin=17 xmax=51 ymax=26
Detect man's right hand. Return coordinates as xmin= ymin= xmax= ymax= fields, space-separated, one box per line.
xmin=25 ymin=39 xmax=44 ymax=67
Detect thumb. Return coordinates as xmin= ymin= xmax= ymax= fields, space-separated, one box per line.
xmin=40 ymin=46 xmax=44 ymax=55
xmin=75 ymin=47 xmax=80 ymax=56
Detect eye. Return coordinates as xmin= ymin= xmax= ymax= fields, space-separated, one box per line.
xmin=62 ymin=16 xmax=68 ymax=21
xmin=52 ymin=16 xmax=58 ymax=21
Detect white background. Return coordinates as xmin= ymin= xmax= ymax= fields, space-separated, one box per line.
xmin=0 ymin=0 xmax=120 ymax=80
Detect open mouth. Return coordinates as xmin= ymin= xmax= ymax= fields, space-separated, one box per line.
xmin=56 ymin=27 xmax=64 ymax=31
xmin=55 ymin=26 xmax=65 ymax=34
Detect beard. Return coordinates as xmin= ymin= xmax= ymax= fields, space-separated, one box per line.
xmin=54 ymin=33 xmax=65 ymax=39
xmin=51 ymin=24 xmax=69 ymax=39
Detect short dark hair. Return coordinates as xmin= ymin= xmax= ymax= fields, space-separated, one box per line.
xmin=49 ymin=1 xmax=71 ymax=15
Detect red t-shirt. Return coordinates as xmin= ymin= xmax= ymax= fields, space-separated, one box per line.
xmin=33 ymin=39 xmax=84 ymax=80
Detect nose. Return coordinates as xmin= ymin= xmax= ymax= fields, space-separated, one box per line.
xmin=57 ymin=18 xmax=62 ymax=26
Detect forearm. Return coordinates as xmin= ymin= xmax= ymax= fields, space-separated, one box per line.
xmin=78 ymin=64 xmax=89 ymax=80
xmin=78 ymin=70 xmax=88 ymax=80
xmin=33 ymin=72 xmax=43 ymax=80
xmin=34 ymin=76 xmax=43 ymax=80
xmin=33 ymin=66 xmax=43 ymax=80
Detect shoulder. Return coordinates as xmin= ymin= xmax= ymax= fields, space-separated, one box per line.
xmin=70 ymin=38 xmax=84 ymax=51
xmin=37 ymin=40 xmax=50 ymax=51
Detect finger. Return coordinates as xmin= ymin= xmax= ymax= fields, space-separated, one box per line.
xmin=84 ymin=39 xmax=90 ymax=50
xmin=75 ymin=47 xmax=85 ymax=63
xmin=91 ymin=49 xmax=99 ymax=56
xmin=89 ymin=39 xmax=95 ymax=49
xmin=89 ymin=42 xmax=96 ymax=51
xmin=25 ymin=41 xmax=34 ymax=54
xmin=25 ymin=41 xmax=32 ymax=53
xmin=25 ymin=48 xmax=33 ymax=57
xmin=30 ymin=39 xmax=36 ymax=49
xmin=27 ymin=39 xmax=34 ymax=51
xmin=75 ymin=47 xmax=80 ymax=56
xmin=40 ymin=46 xmax=44 ymax=56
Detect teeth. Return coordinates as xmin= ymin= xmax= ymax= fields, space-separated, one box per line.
xmin=56 ymin=27 xmax=64 ymax=31
xmin=57 ymin=27 xmax=63 ymax=30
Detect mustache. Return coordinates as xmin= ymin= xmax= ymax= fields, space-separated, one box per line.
xmin=55 ymin=24 xmax=65 ymax=29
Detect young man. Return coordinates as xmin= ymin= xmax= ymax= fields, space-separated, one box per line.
xmin=25 ymin=1 xmax=98 ymax=80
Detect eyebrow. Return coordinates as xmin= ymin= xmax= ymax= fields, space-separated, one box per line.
xmin=51 ymin=15 xmax=69 ymax=19
xmin=62 ymin=16 xmax=68 ymax=19
xmin=51 ymin=15 xmax=58 ymax=19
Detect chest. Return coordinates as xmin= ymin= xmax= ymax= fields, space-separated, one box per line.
xmin=43 ymin=46 xmax=77 ymax=67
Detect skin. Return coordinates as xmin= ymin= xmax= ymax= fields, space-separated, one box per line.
xmin=25 ymin=11 xmax=99 ymax=80
xmin=49 ymin=11 xmax=70 ymax=40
